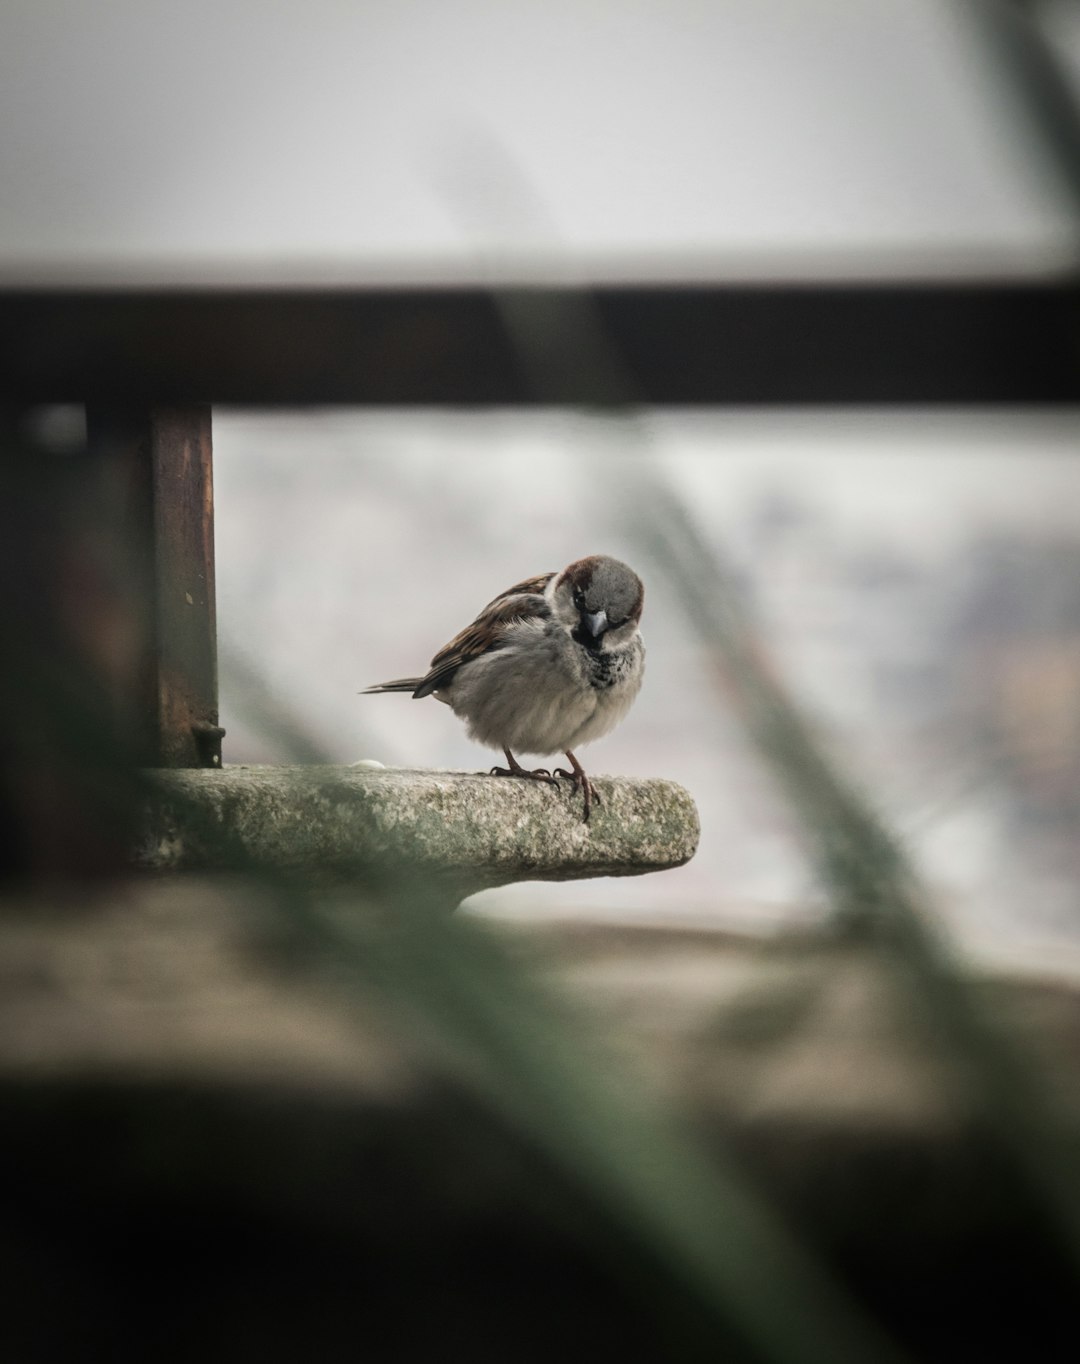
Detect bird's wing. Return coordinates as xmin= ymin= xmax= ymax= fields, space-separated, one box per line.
xmin=412 ymin=572 xmax=555 ymax=698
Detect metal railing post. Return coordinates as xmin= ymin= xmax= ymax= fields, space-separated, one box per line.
xmin=86 ymin=405 xmax=223 ymax=768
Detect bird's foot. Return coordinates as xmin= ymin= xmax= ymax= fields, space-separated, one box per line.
xmin=489 ymin=763 xmax=559 ymax=787
xmin=554 ymin=758 xmax=600 ymax=823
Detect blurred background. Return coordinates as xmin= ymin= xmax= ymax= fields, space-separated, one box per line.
xmin=214 ymin=408 xmax=1080 ymax=965
xmin=3 ymin=0 xmax=1079 ymax=279
xmin=4 ymin=0 xmax=1080 ymax=943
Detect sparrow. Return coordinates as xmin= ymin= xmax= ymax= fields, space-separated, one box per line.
xmin=362 ymin=555 xmax=645 ymax=821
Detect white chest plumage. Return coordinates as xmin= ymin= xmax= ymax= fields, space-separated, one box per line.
xmin=444 ymin=619 xmax=645 ymax=756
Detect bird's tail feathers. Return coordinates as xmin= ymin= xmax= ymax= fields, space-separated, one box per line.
xmin=360 ymin=677 xmax=424 ymax=696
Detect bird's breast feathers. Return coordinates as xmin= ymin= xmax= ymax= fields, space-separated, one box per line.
xmin=443 ymin=625 xmax=643 ymax=755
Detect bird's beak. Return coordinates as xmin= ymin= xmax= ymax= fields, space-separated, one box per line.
xmin=581 ymin=609 xmax=608 ymax=638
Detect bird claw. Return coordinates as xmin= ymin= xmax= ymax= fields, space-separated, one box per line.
xmin=554 ymin=767 xmax=601 ymax=821
xmin=489 ymin=754 xmax=595 ymax=818
xmin=489 ymin=764 xmax=559 ymax=787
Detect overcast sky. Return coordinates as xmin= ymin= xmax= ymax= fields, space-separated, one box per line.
xmin=2 ymin=0 xmax=1078 ymax=283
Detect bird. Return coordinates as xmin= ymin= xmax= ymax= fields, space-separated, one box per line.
xmin=362 ymin=555 xmax=645 ymax=821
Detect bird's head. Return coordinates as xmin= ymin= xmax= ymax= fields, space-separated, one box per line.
xmin=549 ymin=555 xmax=644 ymax=651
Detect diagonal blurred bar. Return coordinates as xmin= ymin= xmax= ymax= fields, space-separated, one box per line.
xmin=969 ymin=0 xmax=1080 ymax=226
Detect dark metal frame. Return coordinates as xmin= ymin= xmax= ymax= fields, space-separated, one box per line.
xmin=3 ymin=279 xmax=1080 ymax=406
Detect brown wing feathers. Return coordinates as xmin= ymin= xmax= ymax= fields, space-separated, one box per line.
xmin=484 ymin=573 xmax=556 ymax=603
xmin=364 ymin=572 xmax=554 ymax=700
xmin=413 ymin=577 xmax=554 ymax=697
xmin=362 ymin=572 xmax=553 ymax=698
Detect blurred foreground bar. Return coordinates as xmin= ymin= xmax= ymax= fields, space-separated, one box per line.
xmin=4 ymin=278 xmax=1080 ymax=404
xmin=1 ymin=888 xmax=1077 ymax=1362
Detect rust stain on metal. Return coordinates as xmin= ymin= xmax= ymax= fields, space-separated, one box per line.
xmin=152 ymin=407 xmax=221 ymax=767
xmin=86 ymin=406 xmax=223 ymax=768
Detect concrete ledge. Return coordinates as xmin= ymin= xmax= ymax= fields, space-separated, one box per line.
xmin=134 ymin=764 xmax=700 ymax=898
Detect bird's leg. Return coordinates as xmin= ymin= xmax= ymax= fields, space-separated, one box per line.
xmin=553 ymin=749 xmax=600 ymax=822
xmin=489 ymin=747 xmax=559 ymax=785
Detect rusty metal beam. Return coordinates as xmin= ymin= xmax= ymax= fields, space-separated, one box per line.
xmin=4 ymin=279 xmax=1080 ymax=406
xmin=86 ymin=407 xmax=223 ymax=769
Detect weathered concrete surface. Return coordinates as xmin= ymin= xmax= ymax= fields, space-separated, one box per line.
xmin=134 ymin=764 xmax=700 ymax=898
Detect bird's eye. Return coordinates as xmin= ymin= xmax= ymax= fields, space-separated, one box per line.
xmin=572 ymin=587 xmax=585 ymax=608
